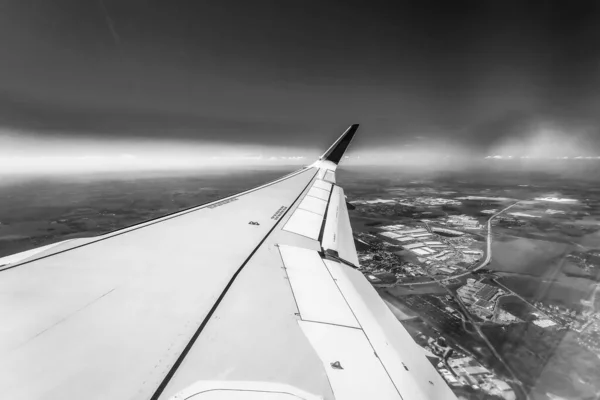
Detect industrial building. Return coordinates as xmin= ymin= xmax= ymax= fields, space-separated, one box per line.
xmin=431 ymin=227 xmax=464 ymax=236
xmin=411 ymin=232 xmax=433 ymax=238
xmin=380 ymin=232 xmax=400 ymax=238
xmin=412 ymin=248 xmax=429 ymax=256
xmin=398 ymin=228 xmax=428 ymax=234
xmin=463 ymin=250 xmax=483 ymax=255
xmin=404 ymin=242 xmax=425 ymax=250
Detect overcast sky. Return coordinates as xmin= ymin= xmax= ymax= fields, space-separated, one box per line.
xmin=1 ymin=1 xmax=599 ymax=171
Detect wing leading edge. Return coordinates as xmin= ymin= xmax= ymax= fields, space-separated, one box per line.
xmin=0 ymin=125 xmax=457 ymax=400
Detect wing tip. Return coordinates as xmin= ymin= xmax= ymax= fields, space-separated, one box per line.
xmin=320 ymin=124 xmax=360 ymax=165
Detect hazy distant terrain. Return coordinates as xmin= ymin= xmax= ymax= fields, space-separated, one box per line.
xmin=0 ymin=167 xmax=295 ymax=257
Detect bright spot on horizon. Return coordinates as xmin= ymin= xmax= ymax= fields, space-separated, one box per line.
xmin=0 ymin=129 xmax=316 ymax=175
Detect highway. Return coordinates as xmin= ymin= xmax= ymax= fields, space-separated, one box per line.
xmin=398 ymin=201 xmax=520 ymax=286
xmin=491 ymin=277 xmax=549 ymax=316
xmin=482 ymin=203 xmax=520 ymax=264
xmin=444 ymin=201 xmax=520 ymax=280
xmin=587 ymin=283 xmax=600 ymax=312
xmin=442 ymin=284 xmax=530 ymax=400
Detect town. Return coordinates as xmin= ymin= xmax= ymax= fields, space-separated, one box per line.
xmin=349 ymin=193 xmax=600 ymax=399
xmin=357 ymin=218 xmax=485 ymax=284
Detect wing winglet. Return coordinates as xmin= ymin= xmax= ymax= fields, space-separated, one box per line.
xmin=319 ymin=124 xmax=359 ymax=165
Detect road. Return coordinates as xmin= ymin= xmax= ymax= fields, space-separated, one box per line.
xmin=491 ymin=277 xmax=550 ymax=317
xmin=445 ymin=201 xmax=520 ymax=279
xmin=482 ymin=203 xmax=519 ymax=264
xmin=443 ymin=285 xmax=530 ymax=400
xmin=398 ymin=201 xmax=520 ymax=286
xmin=586 ymin=283 xmax=600 ymax=312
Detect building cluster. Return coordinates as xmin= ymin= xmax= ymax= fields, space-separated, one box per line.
xmin=534 ymin=301 xmax=600 ymax=333
xmin=444 ymin=214 xmax=482 ymax=229
xmin=413 ymin=331 xmax=516 ymax=399
xmin=352 ymin=195 xmax=471 ymax=220
xmin=567 ymin=250 xmax=600 ymax=273
xmin=354 ymin=233 xmax=431 ymax=283
xmin=532 ymin=301 xmax=600 ymax=354
xmin=357 ymin=252 xmax=427 ymax=283
xmin=353 ymin=201 xmax=397 ymax=216
xmin=397 ymin=197 xmax=462 ymax=207
xmin=351 ymin=198 xmax=397 ymax=205
xmin=351 ymin=194 xmax=488 ymax=280
xmin=375 ymin=223 xmax=485 ymax=278
xmin=379 ymin=225 xmax=439 ymax=255
xmin=577 ymin=317 xmax=600 ymax=354
xmin=357 ymin=248 xmax=401 ymax=275
xmin=534 ymin=302 xmax=576 ymax=321
xmin=353 ymin=196 xmax=461 ymax=208
xmin=492 ymin=214 xmax=527 ymax=227
xmin=430 ymin=226 xmax=465 ymax=236
xmin=457 ymin=279 xmax=505 ymax=319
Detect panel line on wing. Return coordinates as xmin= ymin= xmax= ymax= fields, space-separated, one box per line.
xmin=323 ymin=259 xmax=415 ymax=400
xmin=301 ymin=319 xmax=362 ymax=330
xmin=295 ymin=208 xmax=324 ymax=217
xmin=317 ymin=183 xmax=334 ymax=243
xmin=297 ymin=320 xmax=401 ymax=400
xmin=312 ymin=179 xmax=333 ymax=192
xmin=278 ymin=246 xmax=359 ymax=329
xmin=297 ymin=196 xmax=328 ymax=216
xmin=306 ymin=187 xmax=330 ymax=201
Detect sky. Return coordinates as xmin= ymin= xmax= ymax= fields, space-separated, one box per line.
xmin=1 ymin=1 xmax=599 ymax=173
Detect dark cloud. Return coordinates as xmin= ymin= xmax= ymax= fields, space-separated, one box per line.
xmin=0 ymin=91 xmax=310 ymax=145
xmin=0 ymin=0 xmax=599 ymax=153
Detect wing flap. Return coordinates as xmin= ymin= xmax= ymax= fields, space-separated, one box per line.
xmin=323 ymin=260 xmax=457 ymax=399
xmin=278 ymin=245 xmax=359 ymax=328
xmin=334 ymin=187 xmax=360 ymax=266
xmin=298 ymin=321 xmax=401 ymax=400
xmin=321 ymin=186 xmax=341 ymax=257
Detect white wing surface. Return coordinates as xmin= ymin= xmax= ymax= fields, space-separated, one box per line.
xmin=0 ymin=125 xmax=457 ymax=400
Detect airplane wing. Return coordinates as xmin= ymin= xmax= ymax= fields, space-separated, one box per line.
xmin=0 ymin=125 xmax=457 ymax=400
